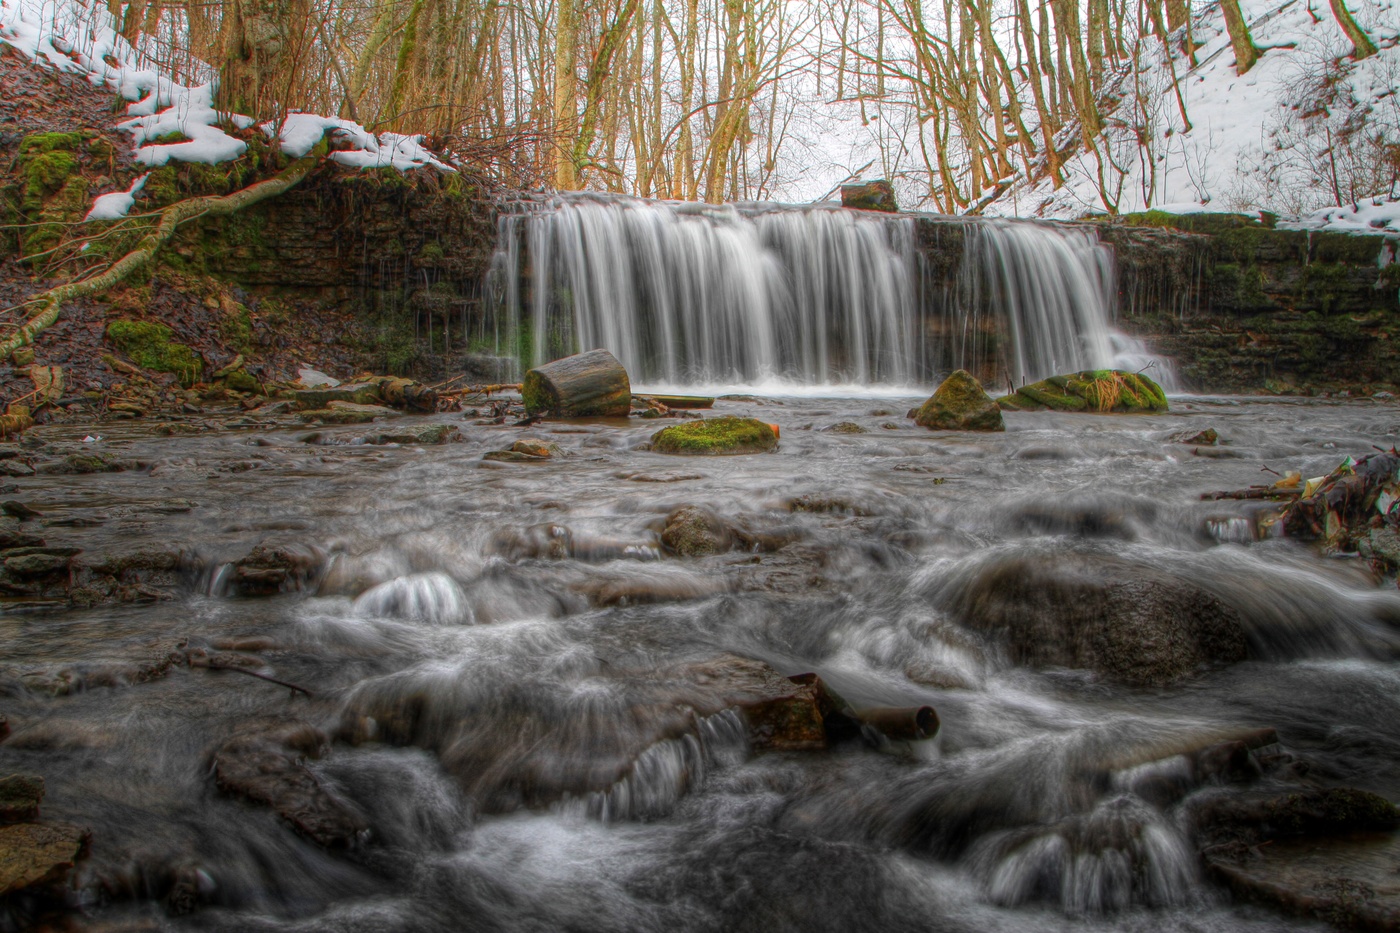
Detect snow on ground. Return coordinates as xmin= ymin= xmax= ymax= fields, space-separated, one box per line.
xmin=987 ymin=0 xmax=1400 ymax=227
xmin=0 ymin=0 xmax=452 ymax=218
xmin=84 ymin=172 xmax=149 ymax=220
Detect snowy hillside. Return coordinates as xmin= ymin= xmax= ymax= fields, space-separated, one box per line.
xmin=987 ymin=0 xmax=1400 ymax=226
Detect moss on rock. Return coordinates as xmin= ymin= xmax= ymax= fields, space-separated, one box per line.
xmin=652 ymin=417 xmax=778 ymax=455
xmin=106 ymin=320 xmax=203 ymax=385
xmin=998 ymin=370 xmax=1168 ymax=414
xmin=913 ymin=369 xmax=1004 ymax=431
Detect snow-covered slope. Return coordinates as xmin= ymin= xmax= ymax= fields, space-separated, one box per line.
xmin=988 ymin=0 xmax=1400 ymax=229
xmin=0 ymin=0 xmax=451 ymax=219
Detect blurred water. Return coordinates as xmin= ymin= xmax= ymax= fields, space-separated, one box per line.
xmin=1 ymin=394 xmax=1395 ymax=931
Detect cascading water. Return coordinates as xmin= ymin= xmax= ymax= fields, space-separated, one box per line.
xmin=482 ymin=194 xmax=1171 ymax=388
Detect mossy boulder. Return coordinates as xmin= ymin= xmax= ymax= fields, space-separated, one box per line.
xmin=998 ymin=370 xmax=1168 ymax=414
xmin=913 ymin=370 xmax=1004 ymax=431
xmin=651 ymin=417 xmax=778 ymax=456
xmin=661 ymin=506 xmax=734 ymax=557
xmin=105 ymin=321 xmax=202 ymax=385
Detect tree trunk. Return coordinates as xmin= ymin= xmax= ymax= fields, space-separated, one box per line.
xmin=1327 ymin=0 xmax=1378 ymax=59
xmin=522 ymin=349 xmax=631 ymax=417
xmin=1219 ymin=0 xmax=1260 ymax=74
xmin=552 ymin=0 xmax=580 ymax=189
xmin=216 ymin=0 xmax=293 ymax=119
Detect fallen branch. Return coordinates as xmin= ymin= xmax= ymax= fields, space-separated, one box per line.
xmin=193 ymin=660 xmax=314 ymax=698
xmin=1 ymin=148 xmax=324 ymax=362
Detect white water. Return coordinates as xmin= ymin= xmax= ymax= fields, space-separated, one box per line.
xmin=483 ymin=194 xmax=1168 ymax=388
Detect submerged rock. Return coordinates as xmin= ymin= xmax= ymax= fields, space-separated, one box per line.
xmin=213 ymin=720 xmax=365 ymax=849
xmin=365 ymin=424 xmax=461 ymax=446
xmin=998 ymin=370 xmax=1169 ymax=414
xmin=661 ymin=506 xmax=734 ymax=557
xmin=482 ymin=437 xmax=564 ymax=462
xmin=229 ymin=540 xmax=325 ymax=596
xmin=651 ymin=417 xmax=778 ymax=455
xmin=0 ymin=774 xmax=43 ymax=823
xmin=951 ymin=554 xmax=1247 ymax=686
xmin=913 ymin=370 xmax=1004 ymax=431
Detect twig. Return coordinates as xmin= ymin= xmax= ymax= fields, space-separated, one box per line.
xmin=195 ymin=661 xmax=314 ymax=697
xmin=1260 ymin=464 xmax=1282 ymax=477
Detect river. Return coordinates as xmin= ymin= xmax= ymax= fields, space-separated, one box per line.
xmin=3 ymin=391 xmax=1398 ymax=931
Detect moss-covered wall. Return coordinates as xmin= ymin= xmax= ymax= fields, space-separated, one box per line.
xmin=1095 ymin=215 xmax=1398 ymax=393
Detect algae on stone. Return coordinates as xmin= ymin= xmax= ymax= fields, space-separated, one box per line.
xmin=997 ymin=370 xmax=1168 ymax=414
xmin=105 ymin=320 xmax=203 ymax=385
xmin=913 ymin=369 xmax=1004 ymax=431
xmin=651 ymin=417 xmax=778 ymax=455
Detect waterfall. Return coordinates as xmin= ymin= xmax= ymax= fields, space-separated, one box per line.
xmin=481 ymin=194 xmax=1168 ymax=389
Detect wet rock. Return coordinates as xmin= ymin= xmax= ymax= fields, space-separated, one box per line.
xmin=997 ymin=370 xmax=1169 ymax=414
xmin=365 ymin=424 xmax=461 ymax=446
xmin=578 ymin=571 xmax=728 ymax=606
xmin=1170 ymin=427 xmax=1219 ymax=445
xmin=1008 ymin=502 xmax=1140 ymax=539
xmin=0 ymin=517 xmax=44 ymax=550
xmin=0 ymin=821 xmax=90 ymax=897
xmin=212 ymin=721 xmax=366 ymax=849
xmin=340 ymin=653 xmax=826 ymax=814
xmin=951 ymin=554 xmax=1248 ymax=686
xmin=1 ymin=502 xmax=42 ymax=521
xmin=3 ymin=550 xmax=75 ymax=576
xmin=786 ymin=494 xmax=875 ymax=516
xmin=229 ymin=541 xmax=325 ymax=596
xmin=34 ymin=452 xmax=124 ymax=475
xmin=820 ymin=422 xmax=867 ymax=434
xmin=297 ymin=401 xmax=401 ymax=425
xmin=618 ymin=471 xmax=705 ymax=483
xmin=840 ymin=179 xmax=898 ymax=212
xmin=1359 ymin=526 xmax=1400 ymax=573
xmin=661 ymin=506 xmax=734 ymax=557
xmin=651 ymin=417 xmax=779 ymax=455
xmin=913 ymin=370 xmax=1004 ymax=432
xmin=1192 ymin=787 xmax=1400 ymax=928
xmin=483 ymin=437 xmax=563 ymax=462
xmin=0 ymin=461 xmax=35 ymax=477
xmin=290 ymin=383 xmax=382 ymax=409
xmin=0 ymin=774 xmax=43 ymax=823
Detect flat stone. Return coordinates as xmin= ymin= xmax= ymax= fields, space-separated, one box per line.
xmin=366 ymin=424 xmax=461 ymax=446
xmin=290 ymin=384 xmax=381 ymax=410
xmin=0 ymin=821 xmax=90 ymax=896
xmin=4 ymin=553 xmax=72 ymax=576
xmin=0 ymin=461 xmax=34 ymax=477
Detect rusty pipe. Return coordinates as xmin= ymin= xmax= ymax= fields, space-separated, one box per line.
xmin=856 ymin=706 xmax=940 ymax=742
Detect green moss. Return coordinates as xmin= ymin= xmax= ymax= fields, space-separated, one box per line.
xmin=651 ymin=417 xmax=779 ymax=455
xmin=19 ymin=132 xmax=82 ymax=157
xmin=150 ymin=131 xmax=189 ymax=145
xmin=998 ymin=370 xmax=1167 ymax=413
xmin=418 ymin=241 xmax=445 ymax=263
xmin=143 ymin=166 xmax=179 ymax=206
xmin=1379 ymin=263 xmax=1400 ymax=289
xmin=106 ymin=320 xmax=203 ymax=385
xmin=521 ymin=376 xmax=548 ymax=412
xmin=219 ymin=302 xmax=254 ymax=352
xmin=223 ymin=369 xmax=260 ymax=393
xmin=22 ymin=150 xmax=77 ymax=211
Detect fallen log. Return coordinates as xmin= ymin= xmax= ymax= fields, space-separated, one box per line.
xmin=523 ymin=349 xmax=631 ymax=418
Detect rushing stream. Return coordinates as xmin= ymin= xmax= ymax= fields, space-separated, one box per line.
xmin=3 ymin=394 xmax=1399 ymax=932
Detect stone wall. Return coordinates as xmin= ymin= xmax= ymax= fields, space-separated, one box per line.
xmin=1096 ymin=215 xmax=1400 ymax=394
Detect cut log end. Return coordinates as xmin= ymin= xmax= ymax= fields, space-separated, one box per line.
xmin=523 ymin=349 xmax=631 ymax=418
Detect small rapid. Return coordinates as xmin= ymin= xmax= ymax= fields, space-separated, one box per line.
xmin=3 ymin=395 xmax=1398 ymax=933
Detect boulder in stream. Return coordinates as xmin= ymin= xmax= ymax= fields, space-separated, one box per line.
xmin=951 ymin=554 xmax=1247 ymax=686
xmin=912 ymin=370 xmax=1004 ymax=431
xmin=997 ymin=370 xmax=1168 ymax=413
xmin=651 ymin=417 xmax=779 ymax=455
xmin=0 ymin=774 xmax=43 ymax=823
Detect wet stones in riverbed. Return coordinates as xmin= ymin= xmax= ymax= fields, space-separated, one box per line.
xmin=226 ymin=540 xmax=325 ymax=597
xmin=338 ymin=653 xmax=829 ymax=815
xmin=1190 ymin=787 xmax=1400 ymax=929
xmin=482 ymin=437 xmax=564 ymax=462
xmin=0 ymin=820 xmax=91 ymax=899
xmin=296 ymin=401 xmax=403 ymax=425
xmin=212 ymin=720 xmax=367 ymax=850
xmin=997 ymin=370 xmax=1169 ymax=414
xmin=950 ymin=554 xmax=1247 ymax=686
xmin=912 ymin=370 xmax=1004 ymax=432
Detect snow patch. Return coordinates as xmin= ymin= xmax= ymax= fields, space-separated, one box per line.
xmin=84 ymin=172 xmax=150 ymax=220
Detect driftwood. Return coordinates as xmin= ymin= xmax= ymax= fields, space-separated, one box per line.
xmin=1202 ymin=487 xmax=1302 ymax=501
xmin=523 ymin=349 xmax=631 ymax=417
